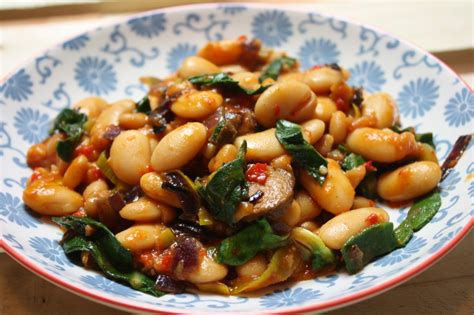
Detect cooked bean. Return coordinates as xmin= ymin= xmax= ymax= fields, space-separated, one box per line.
xmin=231 ymin=71 xmax=261 ymax=91
xmin=377 ymin=161 xmax=441 ymax=201
xmin=119 ymin=112 xmax=148 ymax=129
xmin=171 ymin=91 xmax=223 ymax=119
xmin=345 ymin=165 xmax=367 ymax=188
xmin=329 ymin=111 xmax=348 ymax=144
xmin=90 ymin=99 xmax=135 ymax=136
xmin=116 ymin=224 xmax=166 ymax=251
xmin=346 ymin=128 xmax=417 ymax=163
xmin=109 ymin=130 xmax=151 ymax=185
xmin=313 ymin=96 xmax=338 ymax=123
xmin=303 ymin=67 xmax=344 ymax=94
xmin=278 ymin=71 xmax=304 ymax=82
xmin=269 ymin=154 xmax=293 ymax=173
xmin=314 ymin=134 xmax=334 ymax=157
xmin=63 ymin=155 xmax=89 ymax=189
xmin=319 ymin=207 xmax=389 ymax=249
xmin=299 ymin=221 xmax=319 ymax=232
xmin=73 ymin=97 xmax=108 ymax=119
xmin=254 ymin=81 xmax=317 ymax=128
xmin=177 ymin=56 xmax=220 ymax=78
xmin=416 ymin=143 xmax=439 ymax=163
xmin=362 ymin=92 xmax=399 ymax=128
xmin=23 ymin=180 xmax=83 ymax=215
xmin=234 ymin=128 xmax=285 ymax=162
xmin=198 ymin=39 xmax=243 ymax=65
xmin=279 ymin=199 xmax=301 ymax=228
xmin=235 ymin=255 xmax=267 ymax=278
xmin=208 ymin=144 xmax=237 ymax=173
xmin=185 ymin=255 xmax=229 ymax=284
xmin=301 ymin=119 xmax=325 ymax=144
xmin=300 ymin=159 xmax=355 ymax=215
xmin=83 ymin=179 xmax=109 ymax=218
xmin=119 ymin=196 xmax=173 ymax=222
xmin=140 ymin=172 xmax=181 ymax=208
xmin=151 ymin=122 xmax=207 ymax=172
xmin=295 ymin=190 xmax=321 ymax=222
xmin=352 ymin=196 xmax=376 ymax=209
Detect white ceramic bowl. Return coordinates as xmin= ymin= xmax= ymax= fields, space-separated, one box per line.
xmin=0 ymin=3 xmax=472 ymax=314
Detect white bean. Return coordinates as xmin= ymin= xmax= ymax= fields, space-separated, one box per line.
xmin=177 ymin=56 xmax=220 ymax=78
xmin=63 ymin=155 xmax=89 ymax=189
xmin=140 ymin=172 xmax=181 ymax=208
xmin=377 ymin=161 xmax=441 ymax=201
xmin=109 ymin=130 xmax=151 ymax=185
xmin=319 ymin=207 xmax=389 ymax=249
xmin=115 ymin=224 xmax=166 ymax=252
xmin=346 ymin=127 xmax=417 ymax=163
xmin=90 ymin=99 xmax=135 ymax=136
xmin=301 ymin=119 xmax=325 ymax=144
xmin=362 ymin=92 xmax=399 ymax=128
xmin=151 ymin=122 xmax=207 ymax=172
xmin=295 ymin=190 xmax=321 ymax=222
xmin=73 ymin=97 xmax=108 ymax=119
xmin=234 ymin=128 xmax=284 ymax=162
xmin=300 ymin=159 xmax=355 ymax=215
xmin=119 ymin=197 xmax=172 ymax=222
xmin=171 ymin=91 xmax=223 ymax=119
xmin=303 ymin=67 xmax=344 ymax=94
xmin=254 ymin=81 xmax=317 ymax=128
xmin=185 ymin=255 xmax=229 ymax=284
xmin=83 ymin=179 xmax=108 ymax=218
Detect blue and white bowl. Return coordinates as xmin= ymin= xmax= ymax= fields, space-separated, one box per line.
xmin=0 ymin=3 xmax=472 ymax=313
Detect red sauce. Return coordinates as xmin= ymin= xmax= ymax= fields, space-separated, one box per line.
xmin=30 ymin=171 xmax=42 ymax=183
xmin=363 ymin=160 xmax=378 ymax=172
xmin=246 ymin=163 xmax=269 ymax=185
xmin=365 ymin=213 xmax=380 ymax=226
xmin=274 ymin=104 xmax=281 ymax=117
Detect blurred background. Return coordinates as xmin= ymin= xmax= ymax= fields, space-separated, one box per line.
xmin=0 ymin=0 xmax=473 ymax=85
xmin=0 ymin=1 xmax=473 ymax=315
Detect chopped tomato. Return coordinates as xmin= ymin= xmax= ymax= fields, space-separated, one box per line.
xmin=75 ymin=145 xmax=94 ymax=160
xmin=365 ymin=213 xmax=380 ymax=226
xmin=363 ymin=160 xmax=378 ymax=172
xmin=157 ymin=250 xmax=174 ymax=274
xmin=246 ymin=163 xmax=269 ymax=185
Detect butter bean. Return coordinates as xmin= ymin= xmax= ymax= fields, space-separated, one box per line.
xmin=254 ymin=81 xmax=317 ymax=128
xmin=303 ymin=67 xmax=344 ymax=94
xmin=185 ymin=255 xmax=229 ymax=284
xmin=301 ymin=119 xmax=325 ymax=144
xmin=377 ymin=161 xmax=441 ymax=201
xmin=171 ymin=91 xmax=223 ymax=119
xmin=23 ymin=180 xmax=83 ymax=216
xmin=362 ymin=92 xmax=399 ymax=128
xmin=116 ymin=224 xmax=166 ymax=252
xmin=300 ymin=159 xmax=355 ymax=215
xmin=73 ymin=97 xmax=108 ymax=119
xmin=345 ymin=165 xmax=367 ymax=189
xmin=319 ymin=207 xmax=389 ymax=249
xmin=119 ymin=197 xmax=172 ymax=222
xmin=151 ymin=122 xmax=207 ymax=172
xmin=231 ymin=71 xmax=261 ymax=91
xmin=314 ymin=96 xmax=338 ymax=123
xmin=140 ymin=172 xmax=181 ymax=208
xmin=346 ymin=128 xmax=417 ymax=163
xmin=90 ymin=99 xmax=135 ymax=136
xmin=177 ymin=56 xmax=220 ymax=78
xmin=295 ymin=190 xmax=321 ymax=222
xmin=235 ymin=255 xmax=267 ymax=278
xmin=329 ymin=111 xmax=348 ymax=144
xmin=234 ymin=128 xmax=284 ymax=162
xmin=208 ymin=144 xmax=238 ymax=173
xmin=83 ymin=179 xmax=108 ymax=218
xmin=63 ymin=155 xmax=89 ymax=189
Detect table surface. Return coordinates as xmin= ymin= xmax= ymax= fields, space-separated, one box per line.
xmin=0 ymin=2 xmax=473 ymax=314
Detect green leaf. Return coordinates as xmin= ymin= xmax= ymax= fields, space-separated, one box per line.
xmin=258 ymin=56 xmax=296 ymax=83
xmin=356 ymin=172 xmax=378 ymax=199
xmin=96 ymin=151 xmax=120 ymax=186
xmin=136 ymin=95 xmax=151 ymax=114
xmin=50 ymin=108 xmax=87 ymax=161
xmin=391 ymin=125 xmax=435 ymax=149
xmin=188 ymin=73 xmax=270 ymax=95
xmin=341 ymin=153 xmax=366 ymax=171
xmin=291 ymin=227 xmax=336 ymax=271
xmin=394 ymin=191 xmax=441 ymax=246
xmin=208 ymin=112 xmax=239 ymax=146
xmin=275 ymin=120 xmax=328 ymax=185
xmin=217 ymin=219 xmax=288 ymax=266
xmin=342 ymin=222 xmax=399 ymax=274
xmin=197 ymin=141 xmax=248 ymax=225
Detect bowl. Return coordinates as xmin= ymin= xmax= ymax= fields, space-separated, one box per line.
xmin=0 ymin=3 xmax=472 ymax=314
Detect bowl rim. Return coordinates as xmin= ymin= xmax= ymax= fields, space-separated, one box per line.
xmin=0 ymin=2 xmax=472 ymax=314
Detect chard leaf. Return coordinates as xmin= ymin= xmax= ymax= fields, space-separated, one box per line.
xmin=391 ymin=125 xmax=435 ymax=149
xmin=275 ymin=120 xmax=328 ymax=185
xmin=136 ymin=95 xmax=151 ymax=114
xmin=258 ymin=56 xmax=296 ymax=82
xmin=188 ymin=73 xmax=269 ymax=95
xmin=291 ymin=227 xmax=336 ymax=271
xmin=341 ymin=153 xmax=366 ymax=171
xmin=197 ymin=142 xmax=248 ymax=225
xmin=217 ymin=219 xmax=289 ymax=266
xmin=50 ymin=108 xmax=87 ymax=161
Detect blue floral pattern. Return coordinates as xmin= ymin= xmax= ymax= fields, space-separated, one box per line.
xmin=128 ymin=13 xmax=166 ymax=38
xmin=62 ymin=34 xmax=90 ymax=50
xmin=348 ymin=61 xmax=386 ymax=92
xmin=0 ymin=192 xmax=38 ymax=228
xmin=74 ymin=57 xmax=117 ymax=95
xmin=0 ymin=69 xmax=33 ymax=102
xmin=397 ymin=78 xmax=439 ymax=119
xmin=259 ymin=288 xmax=322 ymax=308
xmin=167 ymin=43 xmax=197 ymax=72
xmin=29 ymin=236 xmax=72 ymax=266
xmin=444 ymin=88 xmax=474 ymax=127
xmin=252 ymin=10 xmax=292 ymax=47
xmin=298 ymin=38 xmax=340 ymax=70
xmin=80 ymin=275 xmax=139 ymax=298
xmin=440 ymin=170 xmax=461 ymax=197
xmin=374 ymin=236 xmax=427 ymax=267
xmin=14 ymin=108 xmax=49 ymax=144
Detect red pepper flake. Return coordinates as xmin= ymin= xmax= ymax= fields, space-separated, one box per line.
xmin=30 ymin=171 xmax=42 ymax=183
xmin=246 ymin=163 xmax=269 ymax=185
xmin=72 ymin=208 xmax=87 ymax=218
xmin=311 ymin=65 xmax=322 ymax=70
xmin=365 ymin=213 xmax=380 ymax=226
xmin=274 ymin=104 xmax=281 ymax=117
xmin=75 ymin=145 xmax=94 ymax=160
xmin=90 ymin=166 xmax=103 ymax=181
xmin=363 ymin=160 xmax=378 ymax=172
